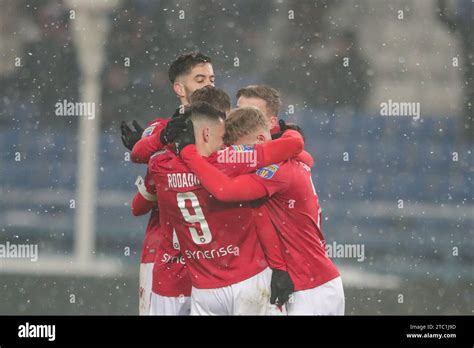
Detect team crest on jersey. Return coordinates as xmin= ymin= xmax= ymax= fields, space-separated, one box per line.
xmin=256 ymin=164 xmax=279 ymax=179
xmin=142 ymin=124 xmax=156 ymax=137
xmin=230 ymin=144 xmax=255 ymax=152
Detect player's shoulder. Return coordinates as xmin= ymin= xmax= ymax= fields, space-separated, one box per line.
xmin=148 ymin=148 xmax=175 ymax=169
xmin=254 ymin=158 xmax=297 ymax=180
xmin=255 ymin=163 xmax=282 ymax=180
xmin=149 ymin=148 xmax=192 ymax=172
xmin=146 ymin=117 xmax=169 ymax=127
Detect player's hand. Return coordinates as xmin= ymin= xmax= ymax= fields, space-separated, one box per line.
xmin=271 ymin=119 xmax=305 ymax=140
xmin=270 ymin=269 xmax=294 ymax=307
xmin=121 ymin=120 xmax=144 ymax=151
xmin=160 ymin=116 xmax=188 ymax=145
xmin=174 ymin=118 xmax=195 ymax=155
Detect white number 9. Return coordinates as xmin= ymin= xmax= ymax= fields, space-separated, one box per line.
xmin=177 ymin=192 xmax=212 ymax=244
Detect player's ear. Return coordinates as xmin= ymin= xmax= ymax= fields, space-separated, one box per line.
xmin=202 ymin=127 xmax=210 ymax=143
xmin=173 ymin=82 xmax=185 ymax=99
xmin=256 ymin=133 xmax=266 ymax=144
xmin=270 ymin=116 xmax=278 ymax=130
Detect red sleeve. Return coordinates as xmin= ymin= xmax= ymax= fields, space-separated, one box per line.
xmin=131 ymin=192 xmax=155 ymax=216
xmin=295 ymin=150 xmax=314 ymax=167
xmin=207 ymin=129 xmax=304 ymax=176
xmin=180 ymin=145 xmax=268 ymax=202
xmin=254 ymin=207 xmax=287 ymax=271
xmin=270 ymin=124 xmax=281 ymax=134
xmin=131 ymin=171 xmax=157 ymax=215
xmin=254 ymin=130 xmax=304 ymax=169
xmin=144 ymin=170 xmax=157 ymax=195
xmin=248 ymin=162 xmax=291 ymax=197
xmin=131 ymin=119 xmax=169 ymax=163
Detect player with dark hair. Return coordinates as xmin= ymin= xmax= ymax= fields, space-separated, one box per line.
xmin=120 ymin=52 xmax=214 ymax=151
xmin=123 ymin=52 xmax=216 ymax=315
xmin=147 ymin=102 xmax=307 ymax=314
xmin=168 ymin=52 xmax=214 ymax=104
xmin=189 ymin=85 xmax=231 ymax=115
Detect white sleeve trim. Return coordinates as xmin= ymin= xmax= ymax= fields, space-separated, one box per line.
xmin=135 ymin=176 xmax=157 ymax=202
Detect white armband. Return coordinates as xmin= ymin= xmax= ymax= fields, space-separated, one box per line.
xmin=135 ymin=176 xmax=157 ymax=202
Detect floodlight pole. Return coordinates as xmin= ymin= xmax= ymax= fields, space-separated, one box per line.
xmin=66 ymin=0 xmax=120 ymax=264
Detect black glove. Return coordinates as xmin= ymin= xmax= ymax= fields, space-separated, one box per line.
xmin=270 ymin=269 xmax=294 ymax=307
xmin=174 ymin=118 xmax=195 ymax=155
xmin=120 ymin=120 xmax=144 ymax=151
xmin=271 ymin=119 xmax=305 ymax=140
xmin=160 ymin=116 xmax=188 ymax=145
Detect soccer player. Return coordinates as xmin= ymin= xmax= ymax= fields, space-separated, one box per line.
xmin=236 ymin=85 xmax=281 ymax=133
xmin=235 ymin=84 xmax=305 ymax=142
xmin=130 ymin=174 xmax=160 ymax=315
xmin=120 ymin=52 xmax=222 ymax=315
xmin=177 ymin=107 xmax=345 ymax=315
xmin=131 ymin=172 xmax=192 ymax=315
xmin=148 ymin=102 xmax=305 ymax=315
xmin=127 ymin=52 xmax=217 ymax=164
xmin=127 ymin=86 xmax=231 ymax=315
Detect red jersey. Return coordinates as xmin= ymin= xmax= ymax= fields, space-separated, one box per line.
xmin=136 ymin=170 xmax=192 ymax=296
xmin=149 ymin=149 xmax=271 ymax=289
xmin=250 ymin=159 xmax=340 ymax=291
xmin=133 ymin=117 xmax=172 ymax=263
xmin=148 ymin=133 xmax=305 ymax=289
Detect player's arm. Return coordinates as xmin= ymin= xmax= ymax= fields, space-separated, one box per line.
xmin=131 ymin=123 xmax=168 ymax=163
xmin=131 ymin=134 xmax=164 ymax=163
xmin=254 ymin=209 xmax=294 ymax=306
xmin=131 ymin=116 xmax=188 ymax=163
xmin=223 ymin=133 xmax=313 ymax=175
xmin=252 ymin=129 xmax=304 ymax=169
xmin=296 ymin=150 xmax=314 ymax=167
xmin=131 ymin=174 xmax=157 ymax=216
xmin=255 ymin=208 xmax=287 ymax=271
xmin=180 ymin=146 xmax=270 ymax=202
xmin=131 ymin=192 xmax=155 ymax=216
xmin=130 ymin=118 xmax=174 ymax=163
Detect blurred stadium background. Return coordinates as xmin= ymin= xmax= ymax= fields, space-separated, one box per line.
xmin=0 ymin=0 xmax=472 ymax=314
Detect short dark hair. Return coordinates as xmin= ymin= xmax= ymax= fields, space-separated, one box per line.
xmin=190 ymin=86 xmax=231 ymax=115
xmin=236 ymin=85 xmax=282 ymax=116
xmin=183 ymin=101 xmax=225 ymax=124
xmin=168 ymin=52 xmax=212 ymax=83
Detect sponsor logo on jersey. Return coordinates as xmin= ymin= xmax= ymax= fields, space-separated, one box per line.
xmin=184 ymin=244 xmax=240 ymax=260
xmin=161 ymin=253 xmax=186 ymax=264
xmin=256 ymin=164 xmax=279 ymax=179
